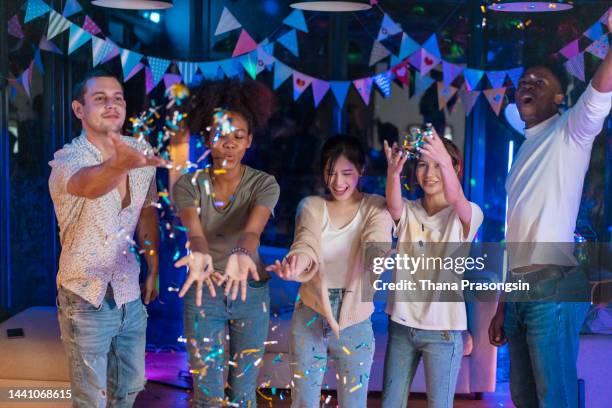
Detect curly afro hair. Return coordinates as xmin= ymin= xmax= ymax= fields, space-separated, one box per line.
xmin=188 ymin=79 xmax=275 ymax=137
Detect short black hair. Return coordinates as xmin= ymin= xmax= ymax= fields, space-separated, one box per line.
xmin=320 ymin=135 xmax=367 ymax=184
xmin=523 ymin=56 xmax=569 ymax=94
xmin=188 ymin=79 xmax=275 ymax=136
xmin=72 ymin=69 xmax=123 ymax=103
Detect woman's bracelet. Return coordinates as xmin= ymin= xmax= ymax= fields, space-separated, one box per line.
xmin=230 ymin=247 xmax=252 ymax=258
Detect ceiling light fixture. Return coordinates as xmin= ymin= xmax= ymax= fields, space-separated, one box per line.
xmin=92 ymin=0 xmax=173 ymax=10
xmin=290 ymin=1 xmax=372 ymax=12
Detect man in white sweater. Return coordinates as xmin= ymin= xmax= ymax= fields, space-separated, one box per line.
xmin=489 ymin=11 xmax=612 ymax=408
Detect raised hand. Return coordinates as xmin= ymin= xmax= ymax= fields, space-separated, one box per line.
xmin=384 ymin=140 xmax=408 ymax=178
xmin=265 ymin=254 xmax=309 ymax=281
xmin=220 ymin=253 xmax=260 ymax=301
xmin=109 ymin=133 xmax=167 ymax=170
xmin=175 ymin=252 xmax=215 ymax=306
xmin=417 ymin=127 xmax=453 ymax=168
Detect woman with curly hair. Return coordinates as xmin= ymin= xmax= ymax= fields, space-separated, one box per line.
xmin=172 ymin=79 xmax=279 ymax=407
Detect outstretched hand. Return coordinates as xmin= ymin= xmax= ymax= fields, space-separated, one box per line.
xmin=265 ymin=254 xmax=309 ymax=281
xmin=109 ymin=133 xmax=168 ymax=170
xmin=417 ymin=127 xmax=453 ymax=168
xmin=175 ymin=252 xmax=216 ymax=306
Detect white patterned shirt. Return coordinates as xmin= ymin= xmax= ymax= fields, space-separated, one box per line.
xmin=49 ymin=133 xmax=157 ymax=307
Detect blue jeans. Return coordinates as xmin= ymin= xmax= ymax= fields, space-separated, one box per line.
xmin=56 ymin=285 xmax=147 ymax=408
xmin=381 ymin=319 xmax=463 ymax=408
xmin=183 ymin=280 xmax=270 ymax=408
xmin=289 ymin=289 xmax=375 ymax=408
xmin=504 ymin=301 xmax=589 ymax=408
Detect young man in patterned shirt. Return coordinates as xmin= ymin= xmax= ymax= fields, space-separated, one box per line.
xmin=49 ymin=69 xmax=164 ymax=407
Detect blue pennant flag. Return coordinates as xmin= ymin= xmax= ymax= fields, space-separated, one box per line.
xmin=277 ymin=29 xmax=299 ymax=57
xmin=329 ymin=81 xmax=351 ymax=107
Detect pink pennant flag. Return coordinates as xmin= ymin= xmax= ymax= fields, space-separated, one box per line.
xmin=8 ymin=15 xmax=24 ymax=39
xmin=442 ymin=61 xmax=463 ymax=87
xmin=101 ymin=39 xmax=120 ymax=63
xmin=312 ymin=78 xmax=330 ymax=107
xmin=563 ymin=52 xmax=585 ymax=82
xmin=353 ymin=77 xmax=374 ymax=105
xmin=145 ymin=66 xmax=155 ymax=95
xmin=293 ymin=71 xmax=314 ymax=101
xmin=458 ymin=89 xmax=481 ymax=115
xmin=82 ymin=16 xmax=101 ymax=36
xmin=232 ymin=29 xmax=257 ymax=57
xmin=483 ymin=87 xmax=507 ymax=116
xmin=559 ymin=39 xmax=580 ymax=59
xmin=408 ymin=48 xmax=440 ymax=76
xmin=437 ymin=82 xmax=458 ymax=110
xmin=391 ymin=61 xmax=409 ymax=86
xmin=125 ymin=62 xmax=144 ymax=82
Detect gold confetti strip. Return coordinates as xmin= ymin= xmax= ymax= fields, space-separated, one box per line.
xmin=349 ymin=383 xmax=363 ymax=393
xmin=342 ymin=346 xmax=352 ymax=355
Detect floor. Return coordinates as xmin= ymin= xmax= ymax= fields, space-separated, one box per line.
xmin=135 ymin=382 xmax=515 ymax=407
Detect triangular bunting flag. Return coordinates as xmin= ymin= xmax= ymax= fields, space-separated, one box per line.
xmin=437 ymin=82 xmax=458 ymax=110
xmin=240 ymin=51 xmax=258 ymax=79
xmin=273 ymin=61 xmax=293 ymax=89
xmin=601 ymin=7 xmax=611 ymax=24
xmin=215 ymin=7 xmax=241 ymax=36
xmin=125 ymin=62 xmax=144 ymax=82
xmin=486 ymin=70 xmax=507 ymax=89
xmin=442 ymin=61 xmax=463 ymax=86
xmin=92 ymin=36 xmax=114 ymax=67
xmin=369 ymin=41 xmax=391 ymax=66
xmin=120 ymin=49 xmax=143 ymax=80
xmin=100 ymin=39 xmax=120 ymax=63
xmin=293 ymin=71 xmax=314 ymax=101
xmin=8 ymin=15 xmax=24 ymax=39
xmin=148 ymin=56 xmax=172 ymax=85
xmin=277 ymin=29 xmax=299 ymax=57
xmin=176 ymin=61 xmax=198 ymax=85
xmin=39 ymin=35 xmax=62 ymax=54
xmin=33 ymin=49 xmax=44 ymax=73
xmin=163 ymin=73 xmax=182 ymax=89
xmin=232 ymin=29 xmax=258 ymax=57
xmin=377 ymin=14 xmax=402 ymax=41
xmin=312 ymin=79 xmax=330 ymax=107
xmin=24 ymin=0 xmax=51 ymax=24
xmin=563 ymin=52 xmax=585 ymax=82
xmin=198 ymin=61 xmax=222 ymax=80
xmin=373 ymin=72 xmax=392 ymax=98
xmin=584 ymin=22 xmax=604 ymax=41
xmin=145 ymin=66 xmax=155 ymax=94
xmin=82 ymin=16 xmax=102 ymax=36
xmin=506 ymin=67 xmax=524 ymax=88
xmin=463 ymin=68 xmax=485 ymax=91
xmin=219 ymin=58 xmax=242 ymax=78
xmin=559 ymin=39 xmax=580 ymax=59
xmin=353 ymin=77 xmax=374 ymax=105
xmin=413 ymin=72 xmax=435 ymax=97
xmin=409 ymin=48 xmax=440 ymax=76
xmin=68 ymin=23 xmax=92 ymax=54
xmin=19 ymin=61 xmax=34 ymax=97
xmin=585 ymin=35 xmax=609 ymax=60
xmin=398 ymin=33 xmax=419 ymax=60
xmin=391 ymin=61 xmax=409 ymax=86
xmin=256 ymin=44 xmax=275 ymax=75
xmin=422 ymin=34 xmax=441 ymax=58
xmin=283 ymin=9 xmax=308 ymax=33
xmin=458 ymin=89 xmax=480 ymax=115
xmin=483 ymin=87 xmax=506 ymax=116
xmin=329 ymin=81 xmax=350 ymax=107
xmin=47 ymin=10 xmax=70 ymax=40
xmin=62 ymin=0 xmax=82 ymax=17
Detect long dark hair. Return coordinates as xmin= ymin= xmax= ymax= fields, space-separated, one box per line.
xmin=319 ymin=135 xmax=367 ymax=186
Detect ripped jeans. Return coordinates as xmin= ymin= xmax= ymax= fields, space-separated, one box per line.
xmin=56 ymin=285 xmax=147 ymax=408
xmin=382 ymin=320 xmax=463 ymax=408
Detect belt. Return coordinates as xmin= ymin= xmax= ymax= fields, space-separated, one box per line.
xmin=511 ymin=265 xmax=570 ymax=286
